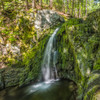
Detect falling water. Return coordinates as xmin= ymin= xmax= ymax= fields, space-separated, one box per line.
xmin=41 ymin=28 xmax=59 ymax=81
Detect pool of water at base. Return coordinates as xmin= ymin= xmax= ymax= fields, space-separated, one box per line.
xmin=0 ymin=80 xmax=76 ymax=100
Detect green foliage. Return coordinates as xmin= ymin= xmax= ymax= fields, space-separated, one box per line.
xmin=2 ymin=2 xmax=17 ymax=20
xmin=53 ymin=0 xmax=64 ymax=11
xmin=94 ymin=59 xmax=100 ymax=70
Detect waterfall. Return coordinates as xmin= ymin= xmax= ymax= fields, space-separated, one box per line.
xmin=41 ymin=28 xmax=59 ymax=81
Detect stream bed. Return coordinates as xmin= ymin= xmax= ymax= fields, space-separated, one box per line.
xmin=0 ymin=80 xmax=76 ymax=100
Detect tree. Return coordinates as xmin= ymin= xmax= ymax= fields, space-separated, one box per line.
xmin=67 ymin=0 xmax=69 ymax=13
xmin=72 ymin=0 xmax=74 ymax=16
xmin=37 ymin=0 xmax=39 ymax=5
xmin=0 ymin=0 xmax=4 ymax=11
xmin=32 ymin=0 xmax=36 ymax=9
xmin=63 ymin=0 xmax=65 ymax=13
xmin=26 ymin=0 xmax=29 ymax=10
xmin=40 ymin=0 xmax=42 ymax=7
xmin=49 ymin=0 xmax=53 ymax=9
xmin=81 ymin=0 xmax=84 ymax=16
xmin=85 ymin=0 xmax=87 ymax=16
xmin=78 ymin=0 xmax=81 ymax=18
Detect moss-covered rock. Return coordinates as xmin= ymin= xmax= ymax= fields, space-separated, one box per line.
xmin=34 ymin=10 xmax=65 ymax=31
xmin=54 ymin=8 xmax=100 ymax=100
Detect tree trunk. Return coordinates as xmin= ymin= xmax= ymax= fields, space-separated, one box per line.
xmin=37 ymin=0 xmax=39 ymax=5
xmin=63 ymin=0 xmax=65 ymax=13
xmin=1 ymin=0 xmax=4 ymax=11
xmin=15 ymin=0 xmax=17 ymax=4
xmin=49 ymin=0 xmax=53 ymax=9
xmin=75 ymin=0 xmax=78 ymax=17
xmin=46 ymin=0 xmax=49 ymax=5
xmin=26 ymin=0 xmax=29 ymax=10
xmin=72 ymin=0 xmax=74 ymax=16
xmin=40 ymin=0 xmax=42 ymax=7
xmin=85 ymin=0 xmax=87 ymax=16
xmin=81 ymin=0 xmax=84 ymax=17
xmin=78 ymin=0 xmax=81 ymax=18
xmin=67 ymin=0 xmax=69 ymax=14
xmin=32 ymin=0 xmax=36 ymax=9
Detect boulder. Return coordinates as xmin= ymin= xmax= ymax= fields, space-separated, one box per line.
xmin=6 ymin=44 xmax=20 ymax=55
xmin=0 ymin=67 xmax=24 ymax=90
xmin=3 ymin=68 xmax=23 ymax=88
xmin=34 ymin=10 xmax=65 ymax=31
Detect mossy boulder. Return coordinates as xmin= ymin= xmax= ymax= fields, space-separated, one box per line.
xmin=34 ymin=10 xmax=65 ymax=31
xmin=3 ymin=67 xmax=23 ymax=88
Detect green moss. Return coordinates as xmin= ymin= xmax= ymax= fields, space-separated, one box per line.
xmin=84 ymin=86 xmax=98 ymax=100
xmin=94 ymin=59 xmax=100 ymax=70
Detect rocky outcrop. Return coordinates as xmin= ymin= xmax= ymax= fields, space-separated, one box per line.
xmin=0 ymin=36 xmax=21 ymax=69
xmin=34 ymin=10 xmax=65 ymax=31
xmin=4 ymin=68 xmax=22 ymax=88
xmin=0 ymin=67 xmax=24 ymax=90
xmin=0 ymin=41 xmax=20 ymax=57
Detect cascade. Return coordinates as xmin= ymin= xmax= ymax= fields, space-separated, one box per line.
xmin=41 ymin=28 xmax=59 ymax=81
